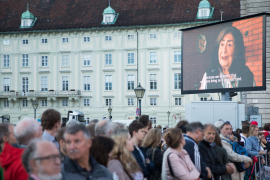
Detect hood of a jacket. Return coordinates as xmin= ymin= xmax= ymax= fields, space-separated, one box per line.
xmin=0 ymin=142 xmax=24 ymax=168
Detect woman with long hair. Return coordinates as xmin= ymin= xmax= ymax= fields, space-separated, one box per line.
xmin=108 ymin=129 xmax=143 ymax=180
xmin=142 ymin=128 xmax=163 ymax=180
xmin=162 ymin=128 xmax=199 ymax=180
xmin=200 ymin=26 xmax=255 ymax=89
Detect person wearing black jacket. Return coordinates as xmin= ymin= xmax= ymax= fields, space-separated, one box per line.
xmin=199 ymin=124 xmax=234 ymax=180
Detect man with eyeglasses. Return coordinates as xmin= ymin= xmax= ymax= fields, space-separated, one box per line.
xmin=220 ymin=121 xmax=252 ymax=180
xmin=22 ymin=139 xmax=62 ymax=180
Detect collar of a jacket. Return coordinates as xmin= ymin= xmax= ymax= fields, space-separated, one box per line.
xmin=249 ymin=135 xmax=259 ymax=141
xmin=201 ymin=139 xmax=212 ymax=147
xmin=184 ymin=134 xmax=197 ymax=143
xmin=63 ymin=155 xmax=105 ymax=177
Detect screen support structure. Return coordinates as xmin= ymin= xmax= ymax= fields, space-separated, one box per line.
xmin=221 ymin=92 xmax=230 ymax=101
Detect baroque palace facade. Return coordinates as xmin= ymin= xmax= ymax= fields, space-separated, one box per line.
xmin=0 ymin=0 xmax=241 ymax=125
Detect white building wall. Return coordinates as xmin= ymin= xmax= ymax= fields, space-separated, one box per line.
xmin=0 ymin=25 xmax=240 ymax=126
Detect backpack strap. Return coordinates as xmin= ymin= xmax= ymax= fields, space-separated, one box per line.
xmin=152 ymin=148 xmax=156 ymax=161
xmin=167 ymin=153 xmax=175 ymax=177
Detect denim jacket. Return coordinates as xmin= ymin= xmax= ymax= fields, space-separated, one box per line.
xmin=244 ymin=135 xmax=261 ymax=157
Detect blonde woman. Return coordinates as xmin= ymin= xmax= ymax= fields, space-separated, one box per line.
xmin=142 ymin=128 xmax=163 ymax=180
xmin=108 ymin=129 xmax=143 ymax=180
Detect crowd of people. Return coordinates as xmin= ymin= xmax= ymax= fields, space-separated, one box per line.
xmin=0 ymin=109 xmax=269 ymax=180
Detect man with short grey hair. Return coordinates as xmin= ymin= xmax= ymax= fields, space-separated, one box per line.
xmin=22 ymin=139 xmax=62 ymax=180
xmin=0 ymin=118 xmax=43 ymax=180
xmin=61 ymin=124 xmax=113 ymax=180
xmin=184 ymin=122 xmax=211 ymax=179
xmin=95 ymin=120 xmax=114 ymax=137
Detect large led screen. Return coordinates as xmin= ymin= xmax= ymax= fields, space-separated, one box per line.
xmin=181 ymin=14 xmax=266 ymax=94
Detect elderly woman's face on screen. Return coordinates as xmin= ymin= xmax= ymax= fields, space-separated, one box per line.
xmin=218 ymin=33 xmax=235 ymax=71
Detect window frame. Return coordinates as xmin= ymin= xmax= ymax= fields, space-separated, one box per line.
xmin=127 ymin=34 xmax=135 ymax=40
xmin=41 ymin=99 xmax=48 ymax=107
xmin=150 ymin=117 xmax=157 ymax=125
xmin=41 ymin=76 xmax=48 ymax=92
xmin=41 ymin=38 xmax=48 ymax=44
xmin=41 ymin=55 xmax=48 ymax=67
xmin=127 ymin=52 xmax=135 ymax=64
xmin=127 ymin=74 xmax=135 ymax=90
xmin=3 ymin=55 xmax=10 ymax=67
xmin=127 ymin=98 xmax=134 ymax=106
xmin=62 ymin=37 xmax=69 ymax=43
xmin=3 ymin=77 xmax=10 ymax=92
xmin=22 ymin=99 xmax=28 ymax=107
xmin=150 ymin=74 xmax=158 ymax=90
xmin=61 ymin=55 xmax=69 ymax=67
xmin=83 ymin=54 xmax=91 ymax=66
xmin=105 ymin=53 xmax=112 ymax=65
xmin=149 ymin=33 xmax=157 ymax=39
xmin=149 ymin=52 xmax=157 ymax=64
xmin=174 ymin=73 xmax=181 ymax=90
xmin=22 ymin=39 xmax=29 ymax=45
xmin=62 ymin=76 xmax=69 ymax=91
xmin=22 ymin=54 xmax=29 ymax=67
xmin=174 ymin=32 xmax=181 ymax=38
xmin=83 ymin=99 xmax=90 ymax=106
xmin=22 ymin=77 xmax=29 ymax=92
xmin=83 ymin=75 xmax=91 ymax=91
xmin=83 ymin=37 xmax=91 ymax=42
xmin=3 ymin=40 xmax=10 ymax=45
xmin=105 ymin=98 xmax=112 ymax=106
xmin=105 ymin=35 xmax=112 ymax=41
xmin=175 ymin=98 xmax=182 ymax=105
xmin=105 ymin=75 xmax=113 ymax=91
xmin=150 ymin=98 xmax=157 ymax=106
xmin=3 ymin=100 xmax=9 ymax=107
xmin=174 ymin=51 xmax=181 ymax=63
xmin=62 ymin=99 xmax=69 ymax=106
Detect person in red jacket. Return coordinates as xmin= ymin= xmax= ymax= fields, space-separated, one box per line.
xmin=262 ymin=123 xmax=270 ymax=138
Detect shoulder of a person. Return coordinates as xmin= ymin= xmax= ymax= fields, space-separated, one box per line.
xmin=108 ymin=159 xmax=123 ymax=168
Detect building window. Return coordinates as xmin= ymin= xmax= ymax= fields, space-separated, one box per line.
xmin=41 ymin=76 xmax=48 ymax=91
xmin=105 ymin=53 xmax=112 ymax=65
xmin=175 ymin=98 xmax=182 ymax=105
xmin=127 ymin=98 xmax=134 ymax=106
xmin=83 ymin=37 xmax=90 ymax=42
xmin=22 ymin=77 xmax=29 ymax=92
xmin=23 ymin=20 xmax=27 ymax=26
xmin=105 ymin=16 xmax=111 ymax=23
xmin=83 ymin=76 xmax=91 ymax=91
xmin=41 ymin=56 xmax=48 ymax=67
xmin=150 ymin=33 xmax=157 ymax=39
xmin=83 ymin=54 xmax=90 ymax=66
xmin=41 ymin=38 xmax=48 ymax=44
xmin=105 ymin=99 xmax=112 ymax=106
xmin=3 ymin=78 xmax=10 ymax=92
xmin=22 ymin=39 xmax=28 ymax=44
xmin=3 ymin=40 xmax=10 ymax=45
xmin=150 ymin=74 xmax=157 ymax=90
xmin=174 ymin=32 xmax=181 ymax=38
xmin=62 ymin=55 xmax=69 ymax=67
xmin=105 ymin=75 xmax=113 ymax=90
xmin=127 ymin=74 xmax=135 ymax=90
xmin=150 ymin=52 xmax=157 ymax=64
xmin=150 ymin=117 xmax=157 ymax=125
xmin=150 ymin=98 xmax=157 ymax=106
xmin=62 ymin=99 xmax=68 ymax=106
xmin=3 ymin=55 xmax=10 ymax=67
xmin=3 ymin=100 xmax=9 ymax=107
xmin=22 ymin=100 xmax=28 ymax=107
xmin=84 ymin=99 xmax=90 ymax=106
xmin=127 ymin=35 xmax=134 ymax=40
xmin=62 ymin=38 xmax=69 ymax=43
xmin=22 ymin=54 xmax=29 ymax=67
xmin=174 ymin=73 xmax=181 ymax=89
xmin=105 ymin=36 xmax=112 ymax=41
xmin=127 ymin=53 xmax=134 ymax=64
xmin=41 ymin=99 xmax=47 ymax=107
xmin=174 ymin=51 xmax=181 ymax=63
xmin=201 ymin=9 xmax=207 ymax=17
xmin=201 ymin=97 xmax=207 ymax=101
xmin=62 ymin=76 xmax=69 ymax=91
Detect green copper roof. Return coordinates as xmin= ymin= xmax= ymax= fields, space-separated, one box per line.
xmin=103 ymin=6 xmax=116 ymax=14
xmin=198 ymin=0 xmax=211 ymax=8
xmin=21 ymin=4 xmax=35 ymax=19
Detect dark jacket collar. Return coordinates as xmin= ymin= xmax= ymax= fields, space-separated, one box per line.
xmin=184 ymin=134 xmax=196 ymax=143
xmin=63 ymin=155 xmax=98 ymax=173
xmin=201 ymin=139 xmax=212 ymax=147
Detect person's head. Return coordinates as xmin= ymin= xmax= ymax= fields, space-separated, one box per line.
xmin=15 ymin=118 xmax=43 ymax=145
xmin=22 ymin=139 xmax=62 ymax=180
xmin=89 ymin=119 xmax=99 ymax=124
xmin=128 ymin=121 xmax=145 ymax=141
xmin=139 ymin=115 xmax=150 ymax=133
xmin=258 ymin=132 xmax=264 ymax=140
xmin=86 ymin=123 xmax=96 ymax=138
xmin=249 ymin=125 xmax=259 ymax=137
xmin=215 ymin=119 xmax=224 ymax=130
xmin=220 ymin=121 xmax=233 ymax=137
xmin=157 ymin=125 xmax=162 ymax=130
xmin=113 ymin=122 xmax=127 ymax=131
xmin=263 ymin=123 xmax=270 ymax=131
xmin=95 ymin=120 xmax=114 ymax=137
xmin=242 ymin=124 xmax=250 ymax=135
xmin=90 ymin=136 xmax=114 ymax=167
xmin=211 ymin=26 xmax=246 ymax=74
xmin=176 ymin=120 xmax=188 ymax=128
xmin=142 ymin=128 xmax=162 ymax=149
xmin=64 ymin=124 xmax=91 ymax=161
xmin=41 ymin=109 xmax=61 ymax=133
xmin=214 ymin=130 xmax=223 ymax=147
xmin=232 ymin=131 xmax=241 ymax=142
xmin=186 ymin=122 xmax=205 ymax=143
xmin=110 ymin=129 xmax=141 ymax=174
xmin=236 ymin=128 xmax=242 ymax=134
xmin=203 ymin=124 xmax=216 ymax=143
xmin=0 ymin=123 xmax=17 ymax=148
xmin=164 ymin=128 xmax=185 ymax=149
xmin=56 ymin=127 xmax=67 ymax=155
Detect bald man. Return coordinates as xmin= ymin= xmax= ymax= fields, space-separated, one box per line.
xmin=22 ymin=139 xmax=62 ymax=180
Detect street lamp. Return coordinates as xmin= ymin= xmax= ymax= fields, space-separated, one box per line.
xmin=167 ymin=111 xmax=170 ymax=127
xmin=107 ymin=106 xmax=112 ymax=121
xmin=134 ymin=83 xmax=146 ymax=116
xmin=32 ymin=100 xmax=39 ymax=119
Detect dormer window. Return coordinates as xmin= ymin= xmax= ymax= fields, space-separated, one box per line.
xmin=20 ymin=4 xmax=37 ymax=28
xmin=196 ymin=0 xmax=214 ymax=19
xmin=101 ymin=2 xmax=119 ymax=25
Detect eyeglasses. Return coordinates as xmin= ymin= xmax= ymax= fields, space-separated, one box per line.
xmin=33 ymin=154 xmax=61 ymax=162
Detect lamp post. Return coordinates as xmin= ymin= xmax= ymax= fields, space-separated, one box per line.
xmin=134 ymin=83 xmax=146 ymax=116
xmin=32 ymin=100 xmax=39 ymax=119
xmin=107 ymin=106 xmax=112 ymax=121
xmin=167 ymin=111 xmax=170 ymax=127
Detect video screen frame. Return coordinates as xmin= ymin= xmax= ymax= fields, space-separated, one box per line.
xmin=181 ymin=13 xmax=267 ymax=95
